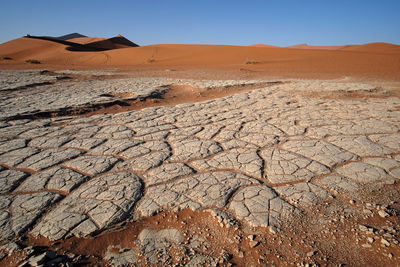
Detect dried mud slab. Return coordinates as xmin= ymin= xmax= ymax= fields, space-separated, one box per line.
xmin=0 ymin=72 xmax=399 ymax=266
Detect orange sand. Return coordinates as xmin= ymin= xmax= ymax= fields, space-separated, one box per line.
xmin=1 ymin=37 xmax=399 ymax=81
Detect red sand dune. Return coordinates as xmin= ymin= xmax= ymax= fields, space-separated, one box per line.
xmin=340 ymin=42 xmax=400 ymax=52
xmin=288 ymin=43 xmax=347 ymax=50
xmin=0 ymin=37 xmax=111 ymax=64
xmin=1 ymin=37 xmax=399 ymax=81
xmin=287 ymin=42 xmax=400 ymax=53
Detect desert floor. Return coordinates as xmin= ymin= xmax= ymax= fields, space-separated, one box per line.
xmin=0 ymin=38 xmax=400 ymax=266
xmin=0 ymin=68 xmax=398 ymax=267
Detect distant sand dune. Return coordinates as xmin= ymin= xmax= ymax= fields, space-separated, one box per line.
xmin=1 ymin=37 xmax=399 ymax=80
xmin=340 ymin=42 xmax=400 ymax=52
xmin=287 ymin=42 xmax=400 ymax=53
xmin=287 ymin=44 xmax=347 ymax=50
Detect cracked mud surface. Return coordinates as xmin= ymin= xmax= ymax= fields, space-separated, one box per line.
xmin=0 ymin=70 xmax=399 ymax=266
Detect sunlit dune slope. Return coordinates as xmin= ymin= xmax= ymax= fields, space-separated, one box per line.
xmin=0 ymin=37 xmax=111 ymax=64
xmin=68 ymin=37 xmax=107 ymax=45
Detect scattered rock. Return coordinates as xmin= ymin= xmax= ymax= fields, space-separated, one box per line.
xmin=381 ymin=238 xmax=390 ymax=246
xmin=378 ymin=210 xmax=390 ymax=218
xmin=248 ymin=235 xmax=255 ymax=241
xmin=269 ymin=226 xmax=278 ymax=234
xmin=28 ymin=253 xmax=47 ymax=266
xmin=306 ymin=250 xmax=316 ymax=257
xmin=0 ymin=242 xmax=20 ymax=254
xmin=204 ymin=209 xmax=238 ymax=228
xmin=363 ymin=209 xmax=373 ymax=215
xmin=104 ymin=245 xmax=137 ymax=266
xmin=249 ymin=240 xmax=259 ymax=248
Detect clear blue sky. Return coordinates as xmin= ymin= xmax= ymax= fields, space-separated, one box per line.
xmin=1 ymin=0 xmax=399 ymax=46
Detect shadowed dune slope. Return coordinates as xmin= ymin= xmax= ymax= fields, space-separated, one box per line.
xmin=1 ymin=34 xmax=139 ymax=53
xmin=85 ymin=35 xmax=139 ymax=49
xmin=57 ymin=33 xmax=87 ymax=41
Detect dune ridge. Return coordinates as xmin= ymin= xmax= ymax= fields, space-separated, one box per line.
xmin=57 ymin=33 xmax=87 ymax=41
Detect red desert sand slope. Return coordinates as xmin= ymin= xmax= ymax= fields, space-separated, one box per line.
xmin=287 ymin=44 xmax=347 ymax=50
xmin=1 ymin=37 xmax=399 ymax=80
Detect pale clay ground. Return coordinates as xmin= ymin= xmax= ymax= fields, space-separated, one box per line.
xmin=0 ymin=70 xmax=399 ymax=265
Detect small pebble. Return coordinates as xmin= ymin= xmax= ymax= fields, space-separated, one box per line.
xmin=378 ymin=210 xmax=390 ymax=218
xmin=269 ymin=226 xmax=278 ymax=235
xmin=381 ymin=238 xmax=390 ymax=246
xmin=249 ymin=240 xmax=259 ymax=248
xmin=306 ymin=250 xmax=316 ymax=257
xmin=358 ymin=225 xmax=368 ymax=231
xmin=363 ymin=209 xmax=372 ymax=215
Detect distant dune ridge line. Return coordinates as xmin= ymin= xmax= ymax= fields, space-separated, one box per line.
xmin=287 ymin=43 xmax=348 ymax=50
xmin=57 ymin=33 xmax=88 ymax=41
xmin=250 ymin=42 xmax=400 ymax=51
